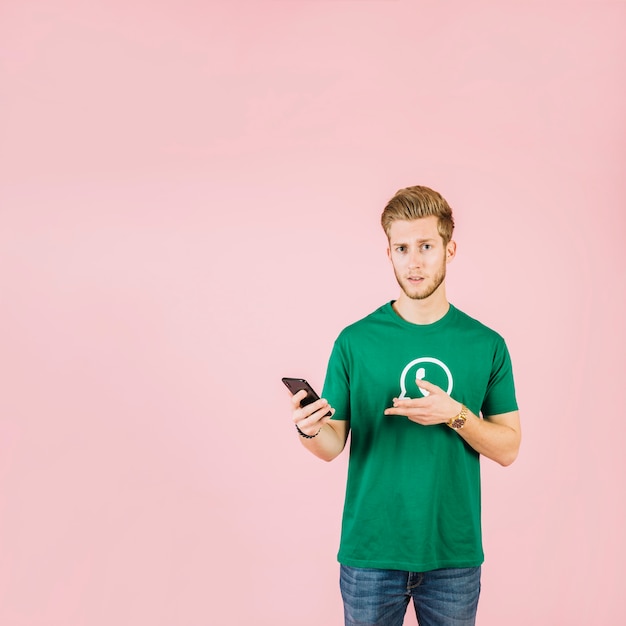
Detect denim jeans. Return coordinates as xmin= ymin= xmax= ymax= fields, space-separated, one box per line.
xmin=339 ymin=565 xmax=481 ymax=626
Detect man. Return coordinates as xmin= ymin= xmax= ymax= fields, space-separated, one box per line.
xmin=290 ymin=185 xmax=521 ymax=626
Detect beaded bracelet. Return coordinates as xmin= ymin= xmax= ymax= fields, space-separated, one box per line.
xmin=296 ymin=423 xmax=322 ymax=439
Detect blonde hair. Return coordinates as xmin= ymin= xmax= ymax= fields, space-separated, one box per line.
xmin=381 ymin=185 xmax=454 ymax=244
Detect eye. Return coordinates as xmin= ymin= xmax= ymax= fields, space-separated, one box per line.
xmin=395 ymin=246 xmax=406 ymax=253
xmin=421 ymin=244 xmax=432 ymax=251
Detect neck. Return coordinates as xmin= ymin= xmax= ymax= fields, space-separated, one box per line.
xmin=392 ymin=289 xmax=450 ymax=325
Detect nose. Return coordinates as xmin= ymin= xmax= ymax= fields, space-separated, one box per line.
xmin=408 ymin=248 xmax=421 ymax=269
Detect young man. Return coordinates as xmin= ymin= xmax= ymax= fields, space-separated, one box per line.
xmin=290 ymin=185 xmax=521 ymax=626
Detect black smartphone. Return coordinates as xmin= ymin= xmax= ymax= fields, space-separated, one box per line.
xmin=282 ymin=377 xmax=332 ymax=417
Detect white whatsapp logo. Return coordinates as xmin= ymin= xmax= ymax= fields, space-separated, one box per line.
xmin=398 ymin=357 xmax=453 ymax=398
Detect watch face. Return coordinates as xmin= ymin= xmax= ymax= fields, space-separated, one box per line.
xmin=448 ymin=405 xmax=468 ymax=430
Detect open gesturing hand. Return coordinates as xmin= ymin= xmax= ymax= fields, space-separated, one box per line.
xmin=384 ymin=377 xmax=462 ymax=426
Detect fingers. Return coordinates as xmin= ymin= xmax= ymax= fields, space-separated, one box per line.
xmin=384 ymin=405 xmax=421 ymax=418
xmin=384 ymin=395 xmax=432 ymax=420
xmin=384 ymin=404 xmax=432 ymax=425
xmin=292 ymin=397 xmax=335 ymax=436
xmin=386 ymin=397 xmax=428 ymax=410
xmin=384 ymin=394 xmax=460 ymax=426
xmin=290 ymin=390 xmax=332 ymax=419
xmin=290 ymin=389 xmax=308 ymax=408
xmin=293 ymin=397 xmax=332 ymax=421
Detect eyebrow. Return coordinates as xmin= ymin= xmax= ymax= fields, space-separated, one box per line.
xmin=391 ymin=238 xmax=437 ymax=246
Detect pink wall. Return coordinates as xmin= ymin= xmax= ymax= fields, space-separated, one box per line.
xmin=1 ymin=1 xmax=625 ymax=624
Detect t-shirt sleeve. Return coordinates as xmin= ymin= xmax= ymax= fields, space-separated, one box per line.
xmin=322 ymin=335 xmax=351 ymax=422
xmin=481 ymin=337 xmax=519 ymax=417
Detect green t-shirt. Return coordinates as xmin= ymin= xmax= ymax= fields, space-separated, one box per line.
xmin=322 ymin=302 xmax=518 ymax=572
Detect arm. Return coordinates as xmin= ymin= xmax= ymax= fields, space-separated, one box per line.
xmin=384 ymin=378 xmax=521 ymax=467
xmin=455 ymin=409 xmax=520 ymax=467
xmin=290 ymin=390 xmax=350 ymax=462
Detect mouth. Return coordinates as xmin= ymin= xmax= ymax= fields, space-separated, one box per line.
xmin=407 ymin=276 xmax=424 ymax=283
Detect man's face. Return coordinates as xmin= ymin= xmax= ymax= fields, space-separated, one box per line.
xmin=386 ymin=216 xmax=455 ymax=301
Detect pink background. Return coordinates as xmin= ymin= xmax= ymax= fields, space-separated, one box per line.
xmin=1 ymin=1 xmax=625 ymax=624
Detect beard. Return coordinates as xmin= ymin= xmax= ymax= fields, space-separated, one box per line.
xmin=394 ymin=259 xmax=447 ymax=301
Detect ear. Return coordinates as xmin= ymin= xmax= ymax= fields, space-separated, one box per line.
xmin=386 ymin=245 xmax=392 ymax=261
xmin=446 ymin=240 xmax=457 ymax=263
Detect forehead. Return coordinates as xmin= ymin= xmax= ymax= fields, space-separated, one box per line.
xmin=388 ymin=216 xmax=441 ymax=242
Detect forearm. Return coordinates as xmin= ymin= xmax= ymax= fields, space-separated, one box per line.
xmin=298 ymin=421 xmax=348 ymax=462
xmin=455 ymin=409 xmax=521 ymax=466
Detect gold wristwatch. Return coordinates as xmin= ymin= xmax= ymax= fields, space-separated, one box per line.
xmin=447 ymin=404 xmax=468 ymax=430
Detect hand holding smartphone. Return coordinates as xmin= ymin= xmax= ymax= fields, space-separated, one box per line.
xmin=282 ymin=377 xmax=332 ymax=417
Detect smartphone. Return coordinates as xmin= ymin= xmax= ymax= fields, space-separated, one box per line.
xmin=282 ymin=377 xmax=332 ymax=417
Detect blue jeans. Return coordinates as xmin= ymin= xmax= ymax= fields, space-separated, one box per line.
xmin=339 ymin=565 xmax=481 ymax=626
